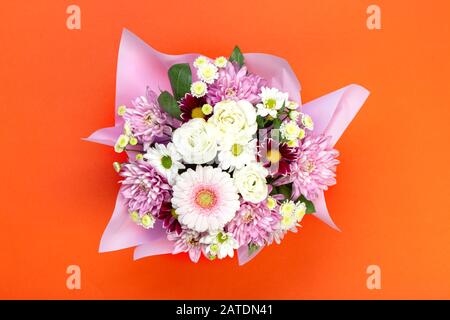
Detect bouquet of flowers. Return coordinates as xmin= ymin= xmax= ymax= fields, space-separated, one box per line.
xmin=86 ymin=30 xmax=369 ymax=265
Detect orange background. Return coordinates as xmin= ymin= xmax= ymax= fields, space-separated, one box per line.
xmin=0 ymin=0 xmax=449 ymax=299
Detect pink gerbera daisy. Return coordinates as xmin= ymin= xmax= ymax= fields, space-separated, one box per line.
xmin=171 ymin=166 xmax=240 ymax=233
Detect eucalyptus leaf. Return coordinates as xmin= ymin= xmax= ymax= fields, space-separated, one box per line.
xmin=168 ymin=63 xmax=192 ymax=101
xmin=229 ymin=46 xmax=244 ymax=68
xmin=158 ymin=91 xmax=181 ymax=120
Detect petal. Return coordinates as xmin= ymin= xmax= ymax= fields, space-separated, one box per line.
xmin=301 ymin=84 xmax=370 ymax=146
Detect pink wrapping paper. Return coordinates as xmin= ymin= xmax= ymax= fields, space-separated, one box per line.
xmin=86 ymin=29 xmax=369 ymax=265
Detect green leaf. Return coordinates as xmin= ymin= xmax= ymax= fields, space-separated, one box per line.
xmin=298 ymin=195 xmax=316 ymax=214
xmin=256 ymin=115 xmax=267 ymax=129
xmin=272 ymin=118 xmax=282 ymax=129
xmin=229 ymin=46 xmax=245 ymax=68
xmin=277 ymin=184 xmax=292 ymax=200
xmin=248 ymin=243 xmax=259 ymax=256
xmin=158 ymin=91 xmax=181 ymax=120
xmin=168 ymin=63 xmax=192 ymax=101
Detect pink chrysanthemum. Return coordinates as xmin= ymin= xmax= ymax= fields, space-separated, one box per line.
xmin=226 ymin=200 xmax=282 ymax=247
xmin=275 ymin=134 xmax=339 ymax=201
xmin=167 ymin=229 xmax=205 ymax=263
xmin=122 ymin=90 xmax=172 ymax=149
xmin=119 ymin=160 xmax=171 ymax=217
xmin=206 ymin=62 xmax=266 ymax=105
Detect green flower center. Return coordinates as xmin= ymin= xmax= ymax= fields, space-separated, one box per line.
xmin=217 ymin=232 xmax=228 ymax=243
xmin=161 ymin=155 xmax=173 ymax=169
xmin=266 ymin=98 xmax=277 ymax=109
xmin=231 ymin=143 xmax=243 ymax=156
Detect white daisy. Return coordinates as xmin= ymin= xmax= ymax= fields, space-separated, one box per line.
xmin=256 ymin=87 xmax=289 ymax=118
xmin=197 ymin=63 xmax=219 ymax=84
xmin=144 ymin=143 xmax=185 ymax=185
xmin=200 ymin=231 xmax=239 ymax=259
xmin=218 ymin=133 xmax=257 ymax=171
xmin=171 ymin=166 xmax=240 ymax=233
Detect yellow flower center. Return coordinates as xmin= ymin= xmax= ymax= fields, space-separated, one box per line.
xmin=231 ymin=143 xmax=243 ymax=156
xmin=195 ymin=189 xmax=217 ymax=209
xmin=266 ymin=98 xmax=277 ymax=109
xmin=267 ymin=149 xmax=281 ymax=164
xmin=191 ymin=107 xmax=205 ymax=119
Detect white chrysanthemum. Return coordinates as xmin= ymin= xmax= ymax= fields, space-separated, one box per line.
xmin=200 ymin=231 xmax=239 ymax=259
xmin=233 ymin=162 xmax=268 ymax=203
xmin=256 ymin=87 xmax=289 ymax=118
xmin=193 ymin=56 xmax=209 ymax=68
xmin=190 ymin=81 xmax=208 ymax=98
xmin=214 ymin=56 xmax=228 ymax=68
xmin=218 ymin=134 xmax=257 ymax=171
xmin=143 ymin=143 xmax=185 ymax=185
xmin=280 ymin=120 xmax=302 ymax=141
xmin=279 ymin=200 xmax=306 ymax=230
xmin=294 ymin=202 xmax=307 ymax=222
xmin=301 ymin=113 xmax=314 ymax=130
xmin=197 ymin=63 xmax=219 ymax=84
xmin=286 ymin=100 xmax=299 ymax=110
xmin=172 ymin=119 xmax=218 ymax=164
xmin=172 ymin=166 xmax=240 ymax=233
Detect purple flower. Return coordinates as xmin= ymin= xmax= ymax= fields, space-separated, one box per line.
xmin=275 ymin=134 xmax=339 ymax=201
xmin=226 ymin=200 xmax=282 ymax=247
xmin=119 ymin=160 xmax=171 ymax=217
xmin=179 ymin=93 xmax=207 ymax=122
xmin=122 ymin=90 xmax=172 ymax=149
xmin=206 ymin=62 xmax=266 ymax=105
xmin=156 ymin=202 xmax=182 ymax=235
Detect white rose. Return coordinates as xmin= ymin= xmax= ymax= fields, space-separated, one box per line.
xmin=233 ymin=162 xmax=268 ymax=203
xmin=208 ymin=100 xmax=257 ymax=143
xmin=172 ymin=118 xmax=218 ymax=164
